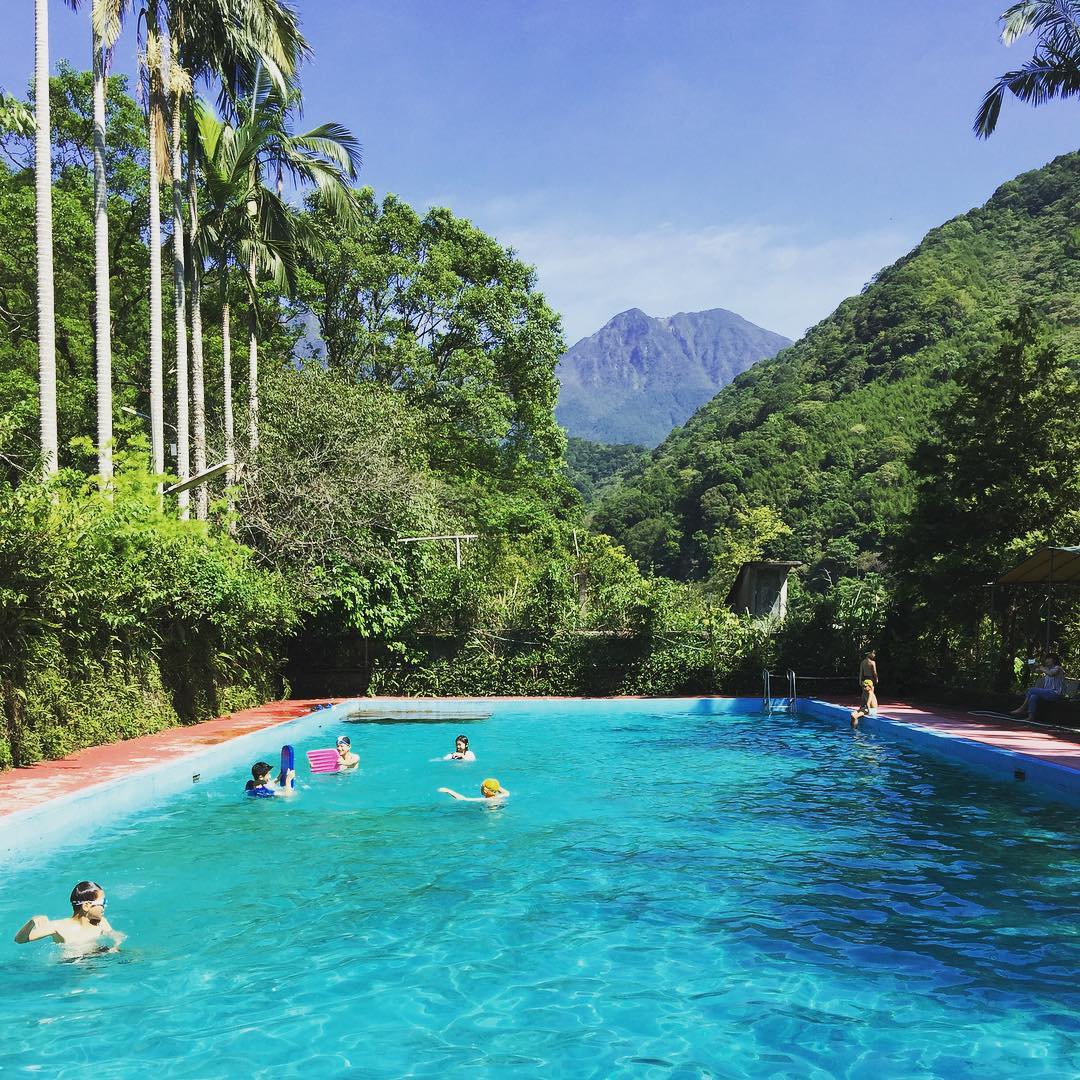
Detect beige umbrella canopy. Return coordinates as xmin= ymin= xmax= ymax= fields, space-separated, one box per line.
xmin=998 ymin=547 xmax=1080 ymax=652
xmin=999 ymin=547 xmax=1080 ymax=585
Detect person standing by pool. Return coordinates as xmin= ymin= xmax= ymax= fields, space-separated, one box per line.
xmin=440 ymin=735 xmax=476 ymax=761
xmin=438 ymin=778 xmax=508 ymax=802
xmin=14 ymin=881 xmax=120 ymax=948
xmin=336 ymin=736 xmax=360 ymax=769
xmin=859 ymin=650 xmax=879 ymax=690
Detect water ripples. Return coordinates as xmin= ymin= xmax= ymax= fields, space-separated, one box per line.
xmin=1 ymin=707 xmax=1078 ymax=1077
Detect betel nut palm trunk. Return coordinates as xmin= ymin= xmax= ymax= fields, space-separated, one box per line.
xmin=93 ymin=0 xmax=114 ymax=487
xmin=35 ymin=0 xmax=58 ymax=475
xmin=146 ymin=25 xmax=166 ymax=490
xmin=186 ymin=103 xmax=207 ymax=520
xmin=168 ymin=49 xmax=190 ymax=518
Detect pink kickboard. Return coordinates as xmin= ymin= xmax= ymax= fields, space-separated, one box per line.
xmin=306 ymin=748 xmax=340 ymax=773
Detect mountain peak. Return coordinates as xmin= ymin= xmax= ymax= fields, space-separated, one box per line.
xmin=556 ymin=307 xmax=791 ymax=446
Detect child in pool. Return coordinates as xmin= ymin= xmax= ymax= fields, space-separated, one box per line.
xmin=14 ymin=881 xmax=121 ymax=949
xmin=438 ymin=777 xmax=509 ymax=802
xmin=850 ymin=679 xmax=878 ymax=727
xmin=245 ymin=760 xmax=296 ymax=796
xmin=336 ymin=736 xmax=360 ymax=769
xmin=440 ymin=734 xmax=476 ymax=762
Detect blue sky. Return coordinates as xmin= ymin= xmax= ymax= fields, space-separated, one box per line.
xmin=3 ymin=1 xmax=1078 ymax=343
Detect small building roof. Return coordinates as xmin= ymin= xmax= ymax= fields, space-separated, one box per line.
xmin=998 ymin=546 xmax=1080 ymax=585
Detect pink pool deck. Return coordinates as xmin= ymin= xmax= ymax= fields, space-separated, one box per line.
xmin=827 ymin=696 xmax=1080 ymax=773
xmin=0 ymin=698 xmax=342 ymax=821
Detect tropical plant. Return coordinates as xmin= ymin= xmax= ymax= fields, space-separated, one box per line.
xmin=237 ymin=70 xmax=360 ymax=462
xmin=975 ymin=1 xmax=1080 ymax=136
xmin=194 ymin=98 xmax=297 ymax=507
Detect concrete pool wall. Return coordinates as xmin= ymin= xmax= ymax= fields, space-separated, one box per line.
xmin=802 ymin=697 xmax=1080 ymax=807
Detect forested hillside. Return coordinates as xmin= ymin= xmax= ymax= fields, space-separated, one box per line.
xmin=593 ymin=152 xmax=1080 ymax=583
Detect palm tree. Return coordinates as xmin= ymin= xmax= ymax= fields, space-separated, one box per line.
xmin=97 ymin=0 xmax=306 ymax=506
xmin=975 ymin=1 xmax=1080 ymax=136
xmin=238 ymin=71 xmax=360 ymax=462
xmin=34 ymin=0 xmax=58 ymax=475
xmin=175 ymin=0 xmax=307 ymax=518
xmin=145 ymin=3 xmax=167 ymax=489
xmin=195 ymin=102 xmax=296 ymax=518
xmin=168 ymin=39 xmax=191 ymax=516
xmin=92 ymin=0 xmax=115 ymax=487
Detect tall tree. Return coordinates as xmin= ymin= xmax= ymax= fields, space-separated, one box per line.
xmin=975 ymin=1 xmax=1080 ymax=136
xmin=238 ymin=72 xmax=359 ymax=462
xmin=194 ymin=100 xmax=295 ymax=513
xmin=34 ymin=0 xmax=58 ymax=475
xmin=145 ymin=2 xmax=167 ymax=489
xmin=892 ymin=308 xmax=1080 ymax=685
xmin=92 ymin=0 xmax=114 ymax=486
xmin=168 ymin=37 xmax=190 ymax=515
xmin=96 ymin=0 xmax=307 ymax=504
xmin=175 ymin=0 xmax=307 ymax=519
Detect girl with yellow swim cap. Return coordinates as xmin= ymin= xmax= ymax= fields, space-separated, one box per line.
xmin=438 ymin=778 xmax=510 ymax=802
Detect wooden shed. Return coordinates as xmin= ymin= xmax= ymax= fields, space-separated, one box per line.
xmin=725 ymin=561 xmax=800 ymax=620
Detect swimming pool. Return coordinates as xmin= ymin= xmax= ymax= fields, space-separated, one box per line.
xmin=2 ymin=699 xmax=1078 ymax=1078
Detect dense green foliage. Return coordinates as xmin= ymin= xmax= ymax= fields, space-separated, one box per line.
xmin=892 ymin=308 xmax=1080 ymax=691
xmin=6 ymin=49 xmax=1080 ymax=774
xmin=594 ymin=152 xmax=1080 ymax=587
xmin=593 ymin=154 xmax=1080 ymax=694
xmin=0 ymin=462 xmax=295 ymax=768
xmin=563 ymin=437 xmax=647 ymax=503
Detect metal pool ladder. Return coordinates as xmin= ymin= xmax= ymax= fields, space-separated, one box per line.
xmin=762 ymin=668 xmax=797 ymax=713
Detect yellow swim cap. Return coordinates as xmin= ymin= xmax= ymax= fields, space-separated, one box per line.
xmin=481 ymin=778 xmax=501 ymax=796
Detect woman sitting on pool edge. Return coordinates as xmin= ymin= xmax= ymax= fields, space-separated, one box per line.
xmin=245 ymin=760 xmax=296 ymax=797
xmin=851 ymin=679 xmax=878 ymax=727
xmin=336 ymin=736 xmax=360 ymax=769
xmin=440 ymin=734 xmax=476 ymax=761
xmin=438 ymin=778 xmax=509 ymax=803
xmin=14 ymin=881 xmax=121 ymax=949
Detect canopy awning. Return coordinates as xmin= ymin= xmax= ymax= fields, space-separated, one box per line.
xmin=998 ymin=546 xmax=1080 ymax=585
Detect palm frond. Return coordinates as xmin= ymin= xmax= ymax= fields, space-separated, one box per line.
xmin=979 ymin=3 xmax=1080 ymax=134
xmin=290 ymin=123 xmax=363 ymax=176
xmin=1001 ymin=0 xmax=1080 ymax=47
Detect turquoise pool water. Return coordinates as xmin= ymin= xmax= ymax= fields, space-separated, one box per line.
xmin=1 ymin=700 xmax=1078 ymax=1078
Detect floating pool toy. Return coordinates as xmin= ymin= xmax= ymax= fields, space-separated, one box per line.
xmin=306 ymin=748 xmax=340 ymax=773
xmin=280 ymin=744 xmax=295 ymax=781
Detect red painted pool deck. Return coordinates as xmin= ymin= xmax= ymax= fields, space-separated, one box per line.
xmin=833 ymin=696 xmax=1080 ymax=772
xmin=0 ymin=698 xmax=342 ymax=821
xmin=1 ymin=695 xmax=1078 ymax=822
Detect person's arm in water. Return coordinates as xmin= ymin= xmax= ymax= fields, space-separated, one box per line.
xmin=438 ymin=787 xmax=476 ymax=800
xmin=275 ymin=768 xmax=297 ymax=796
xmin=14 ymin=916 xmax=58 ymax=943
xmin=437 ymin=786 xmax=498 ymax=802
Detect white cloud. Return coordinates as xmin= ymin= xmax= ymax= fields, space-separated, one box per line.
xmin=492 ymin=218 xmax=917 ymax=345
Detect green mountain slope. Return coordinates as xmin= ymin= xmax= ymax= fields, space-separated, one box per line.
xmin=593 ymin=152 xmax=1080 ymax=580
